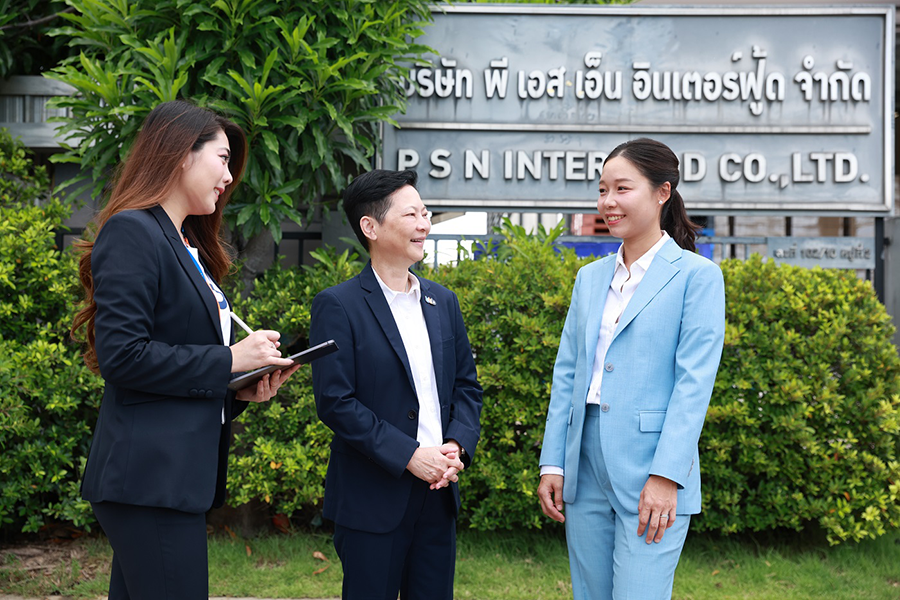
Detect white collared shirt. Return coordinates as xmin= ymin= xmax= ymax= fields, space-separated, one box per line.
xmin=185 ymin=246 xmax=231 ymax=346
xmin=372 ymin=268 xmax=443 ymax=448
xmin=185 ymin=244 xmax=231 ymax=425
xmin=541 ymin=232 xmax=670 ymax=477
xmin=585 ymin=232 xmax=670 ymax=406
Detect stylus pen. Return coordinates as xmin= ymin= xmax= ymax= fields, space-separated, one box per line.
xmin=230 ymin=312 xmax=254 ymax=336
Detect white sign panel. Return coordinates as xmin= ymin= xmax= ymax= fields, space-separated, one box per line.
xmin=768 ymin=236 xmax=875 ymax=269
xmin=380 ymin=6 xmax=894 ymax=214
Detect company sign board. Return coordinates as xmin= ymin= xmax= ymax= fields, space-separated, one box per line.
xmin=380 ymin=6 xmax=895 ymax=215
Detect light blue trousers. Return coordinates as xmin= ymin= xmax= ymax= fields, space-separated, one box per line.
xmin=565 ymin=405 xmax=691 ymax=600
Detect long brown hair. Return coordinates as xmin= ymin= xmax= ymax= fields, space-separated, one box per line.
xmin=71 ymin=100 xmax=248 ymax=373
xmin=606 ymin=138 xmax=701 ymax=252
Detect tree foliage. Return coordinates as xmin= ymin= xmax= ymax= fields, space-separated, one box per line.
xmin=464 ymin=0 xmax=628 ymax=3
xmin=44 ymin=0 xmax=434 ymax=255
xmin=0 ymin=0 xmax=72 ymax=77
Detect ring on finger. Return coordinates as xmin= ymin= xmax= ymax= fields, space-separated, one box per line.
xmin=659 ymin=515 xmax=669 ymax=520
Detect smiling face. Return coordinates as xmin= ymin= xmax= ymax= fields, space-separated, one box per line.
xmin=169 ymin=129 xmax=233 ymax=220
xmin=598 ymin=155 xmax=669 ymax=248
xmin=362 ymin=184 xmax=431 ymax=268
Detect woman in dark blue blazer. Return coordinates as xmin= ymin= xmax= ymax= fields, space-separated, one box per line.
xmin=71 ymin=101 xmax=298 ymax=599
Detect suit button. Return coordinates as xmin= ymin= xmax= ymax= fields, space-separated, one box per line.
xmin=604 ymin=362 xmax=614 ymax=372
xmin=205 ymin=390 xmax=213 ymax=398
xmin=407 ymin=410 xmax=417 ymax=420
xmin=189 ymin=388 xmax=198 ymax=397
xmin=600 ymin=403 xmax=610 ymax=412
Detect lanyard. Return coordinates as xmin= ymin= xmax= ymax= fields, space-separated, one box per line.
xmin=181 ymin=230 xmax=209 ymax=280
xmin=184 ymin=244 xmax=207 ymax=280
xmin=182 ymin=233 xmax=228 ymax=312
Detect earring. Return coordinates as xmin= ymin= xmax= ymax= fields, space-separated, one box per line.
xmin=658 ymin=200 xmax=664 ymax=205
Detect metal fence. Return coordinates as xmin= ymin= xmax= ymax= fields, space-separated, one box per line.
xmin=423 ymin=233 xmax=768 ymax=268
xmin=54 ymin=227 xmax=877 ymax=293
xmin=423 ymin=232 xmax=880 ymax=292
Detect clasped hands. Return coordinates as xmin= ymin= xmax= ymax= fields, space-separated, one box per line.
xmin=406 ymin=441 xmax=465 ymax=490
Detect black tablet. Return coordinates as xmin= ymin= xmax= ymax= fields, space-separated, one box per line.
xmin=227 ymin=340 xmax=339 ymax=391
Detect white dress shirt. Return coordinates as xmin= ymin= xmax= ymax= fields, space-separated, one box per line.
xmin=185 ymin=245 xmax=231 ymax=346
xmin=185 ymin=244 xmax=231 ymax=425
xmin=541 ymin=232 xmax=671 ymax=477
xmin=373 ymin=268 xmax=443 ymax=448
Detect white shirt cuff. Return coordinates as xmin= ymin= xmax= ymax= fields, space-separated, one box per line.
xmin=540 ymin=465 xmax=565 ymax=477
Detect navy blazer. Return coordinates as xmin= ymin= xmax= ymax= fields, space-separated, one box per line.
xmin=310 ymin=263 xmax=483 ymax=534
xmin=81 ymin=205 xmax=246 ymax=514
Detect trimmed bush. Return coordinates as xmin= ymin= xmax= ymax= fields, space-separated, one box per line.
xmin=0 ymin=129 xmax=74 ymax=344
xmin=0 ymin=129 xmax=100 ymax=534
xmin=0 ymin=336 xmax=101 ymax=533
xmin=698 ymin=256 xmax=900 ymax=544
xmin=224 ymin=234 xmax=900 ymax=544
xmin=429 ymin=224 xmax=587 ymax=530
xmin=225 ymin=247 xmax=363 ymax=516
xmin=1 ymin=171 xmax=898 ymax=545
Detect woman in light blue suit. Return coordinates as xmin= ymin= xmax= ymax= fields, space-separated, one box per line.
xmin=538 ymin=138 xmax=725 ymax=599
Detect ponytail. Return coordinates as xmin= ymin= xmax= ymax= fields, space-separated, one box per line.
xmin=661 ymin=189 xmax=700 ymax=253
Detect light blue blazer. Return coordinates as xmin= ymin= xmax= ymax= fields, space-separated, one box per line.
xmin=539 ymin=239 xmax=725 ymax=515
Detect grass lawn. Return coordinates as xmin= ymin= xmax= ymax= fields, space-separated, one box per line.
xmin=2 ymin=526 xmax=898 ymax=598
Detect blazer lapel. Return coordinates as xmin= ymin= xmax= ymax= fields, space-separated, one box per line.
xmin=584 ymin=257 xmax=616 ymax=369
xmin=360 ymin=264 xmax=416 ymax=393
xmin=613 ymin=239 xmax=681 ymax=341
xmin=149 ymin=205 xmax=224 ymax=345
xmin=418 ymin=277 xmax=444 ymax=399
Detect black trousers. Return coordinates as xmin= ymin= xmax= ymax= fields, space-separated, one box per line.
xmin=333 ymin=480 xmax=456 ymax=600
xmin=91 ymin=501 xmax=208 ymax=600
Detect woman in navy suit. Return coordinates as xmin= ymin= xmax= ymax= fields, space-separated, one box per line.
xmin=538 ymin=138 xmax=726 ymax=599
xmin=72 ymin=101 xmax=298 ymax=599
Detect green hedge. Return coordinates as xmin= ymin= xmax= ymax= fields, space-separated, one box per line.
xmin=428 ymin=225 xmax=585 ymax=530
xmin=225 ymin=248 xmax=361 ymax=515
xmin=0 ymin=129 xmax=101 ymax=534
xmin=700 ymin=256 xmax=900 ymax=543
xmin=223 ymin=229 xmax=900 ymax=544
xmin=1 ymin=131 xmax=898 ymax=542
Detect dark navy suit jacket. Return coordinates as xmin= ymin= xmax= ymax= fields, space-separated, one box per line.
xmin=310 ymin=263 xmax=482 ymax=534
xmin=81 ymin=205 xmax=246 ymax=514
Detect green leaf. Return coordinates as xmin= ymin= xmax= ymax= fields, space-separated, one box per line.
xmin=235 ymin=204 xmax=257 ymax=226
xmin=270 ymin=114 xmax=308 ymax=133
xmin=260 ymin=130 xmax=279 ymax=155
